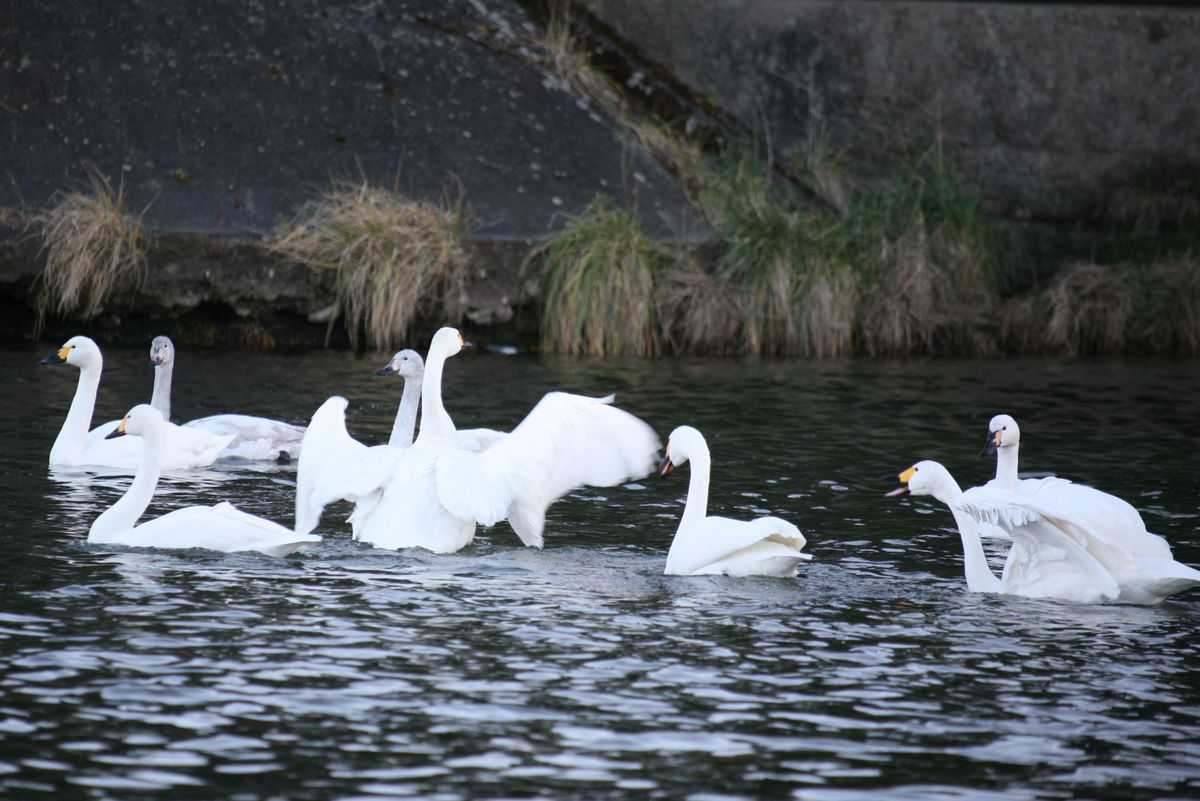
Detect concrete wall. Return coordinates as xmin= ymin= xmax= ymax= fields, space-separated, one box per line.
xmin=0 ymin=0 xmax=691 ymax=238
xmin=586 ymin=0 xmax=1200 ymax=221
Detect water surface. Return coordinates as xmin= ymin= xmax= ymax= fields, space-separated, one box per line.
xmin=2 ymin=347 xmax=1198 ymax=799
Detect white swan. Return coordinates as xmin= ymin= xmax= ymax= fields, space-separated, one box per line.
xmin=89 ymin=405 xmax=321 ymax=556
xmin=352 ymin=327 xmax=661 ymax=553
xmin=294 ymin=396 xmax=402 ymax=539
xmin=658 ymin=426 xmax=809 ymax=577
xmin=889 ymin=460 xmax=1200 ymax=605
xmin=375 ymin=348 xmax=506 ymax=451
xmin=977 ymin=414 xmax=1171 ymax=559
xmin=293 ymin=350 xmax=506 ymax=538
xmin=150 ymin=336 xmax=306 ymax=462
xmin=42 ymin=336 xmax=232 ymax=470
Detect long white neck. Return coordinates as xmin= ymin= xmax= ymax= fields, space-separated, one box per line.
xmin=88 ymin=429 xmax=166 ymax=541
xmin=150 ymin=362 xmax=173 ymax=422
xmin=935 ymin=480 xmax=1002 ymax=593
xmin=415 ymin=349 xmax=456 ymax=442
xmin=388 ymin=377 xmax=421 ymax=448
xmin=994 ymin=442 xmax=1020 ymax=491
xmin=666 ymin=448 xmax=712 ymax=570
xmin=49 ymin=360 xmax=102 ymax=465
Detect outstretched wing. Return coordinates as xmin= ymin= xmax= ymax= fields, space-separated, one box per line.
xmin=962 ymin=484 xmax=1136 ymax=575
xmin=433 ymin=393 xmax=660 ymax=547
xmin=294 ymin=397 xmax=400 ymax=535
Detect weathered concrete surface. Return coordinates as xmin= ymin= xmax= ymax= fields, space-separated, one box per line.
xmin=0 ymin=0 xmax=693 ymax=238
xmin=584 ymin=0 xmax=1200 ymax=221
xmin=0 ymin=229 xmax=539 ymax=348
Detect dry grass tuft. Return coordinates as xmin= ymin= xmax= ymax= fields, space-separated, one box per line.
xmin=1040 ymin=262 xmax=1132 ymax=357
xmin=34 ymin=173 xmax=148 ymax=330
xmin=1128 ymin=255 xmax=1200 ymax=356
xmin=1107 ymin=181 xmax=1200 ymax=233
xmin=536 ymin=194 xmax=668 ymax=357
xmin=537 ymin=1 xmax=624 ymax=118
xmin=268 ymin=181 xmax=468 ymax=352
xmin=655 ymin=264 xmax=743 ymax=356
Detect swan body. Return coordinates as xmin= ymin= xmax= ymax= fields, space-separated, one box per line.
xmin=976 ymin=414 xmax=1171 ymax=559
xmin=659 ymin=426 xmax=809 ymax=577
xmin=89 ymin=405 xmax=320 ymax=556
xmin=293 ymin=349 xmax=506 ymax=538
xmin=354 ymin=327 xmax=661 ymax=553
xmin=43 ymin=336 xmax=232 ymax=470
xmin=150 ymin=336 xmax=306 ymax=462
xmin=890 ymin=460 xmax=1200 ymax=605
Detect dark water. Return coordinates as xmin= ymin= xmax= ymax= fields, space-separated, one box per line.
xmin=2 ymin=347 xmax=1199 ymax=800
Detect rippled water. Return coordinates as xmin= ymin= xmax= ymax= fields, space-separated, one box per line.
xmin=2 ymin=346 xmax=1199 ymax=800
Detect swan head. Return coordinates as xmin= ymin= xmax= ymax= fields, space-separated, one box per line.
xmin=430 ymin=327 xmax=471 ymax=359
xmin=886 ymin=460 xmax=958 ymax=500
xmin=376 ymin=349 xmax=424 ymax=379
xmin=40 ymin=335 xmax=101 ymax=368
xmin=105 ymin=404 xmax=167 ymax=440
xmin=149 ymin=335 xmax=175 ymax=367
xmin=981 ymin=414 xmax=1020 ymax=456
xmin=659 ymin=425 xmax=708 ymax=476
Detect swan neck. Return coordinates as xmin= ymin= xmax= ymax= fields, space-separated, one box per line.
xmin=994 ymin=442 xmax=1019 ymax=491
xmin=50 ymin=360 xmax=102 ymax=464
xmin=88 ymin=429 xmax=165 ymax=540
xmin=679 ymin=450 xmax=711 ymax=532
xmin=416 ymin=349 xmax=455 ymax=441
xmin=947 ymin=503 xmax=1002 ymax=593
xmin=150 ymin=362 xmax=173 ymax=422
xmin=388 ymin=377 xmax=421 ymax=448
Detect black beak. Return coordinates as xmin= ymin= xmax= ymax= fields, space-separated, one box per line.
xmin=376 ymin=365 xmax=398 ymax=376
xmin=149 ymin=359 xmax=160 ymax=367
xmin=462 ymin=340 xmax=473 ymax=349
xmin=658 ymin=453 xmax=674 ymax=476
xmin=105 ymin=427 xmax=126 ymax=440
xmin=40 ymin=354 xmax=65 ymax=365
xmin=980 ymin=433 xmax=997 ymax=457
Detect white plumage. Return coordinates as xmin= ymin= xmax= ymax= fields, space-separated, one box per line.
xmin=891 ymin=460 xmax=1200 ymax=605
xmin=43 ymin=336 xmax=232 ymax=470
xmin=659 ymin=425 xmax=809 ymax=577
xmin=149 ymin=336 xmax=306 ymax=462
xmin=88 ymin=405 xmax=320 ymax=556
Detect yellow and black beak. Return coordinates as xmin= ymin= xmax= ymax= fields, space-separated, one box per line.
xmin=40 ymin=346 xmax=70 ymax=365
xmin=658 ymin=447 xmax=675 ymax=476
xmin=105 ymin=418 xmax=129 ymax=440
xmin=885 ymin=465 xmax=916 ymax=497
xmin=980 ymin=429 xmax=1001 ymax=457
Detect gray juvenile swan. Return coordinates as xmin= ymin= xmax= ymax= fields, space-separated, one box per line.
xmin=150 ymin=335 xmax=305 ymax=462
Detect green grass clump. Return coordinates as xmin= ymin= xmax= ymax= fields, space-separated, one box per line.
xmin=696 ymin=155 xmax=856 ymax=357
xmin=537 ymin=194 xmax=669 ymax=357
xmin=842 ymin=155 xmax=1007 ymax=356
xmin=34 ymin=173 xmax=149 ymax=331
xmin=268 ymin=181 xmax=468 ymax=352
